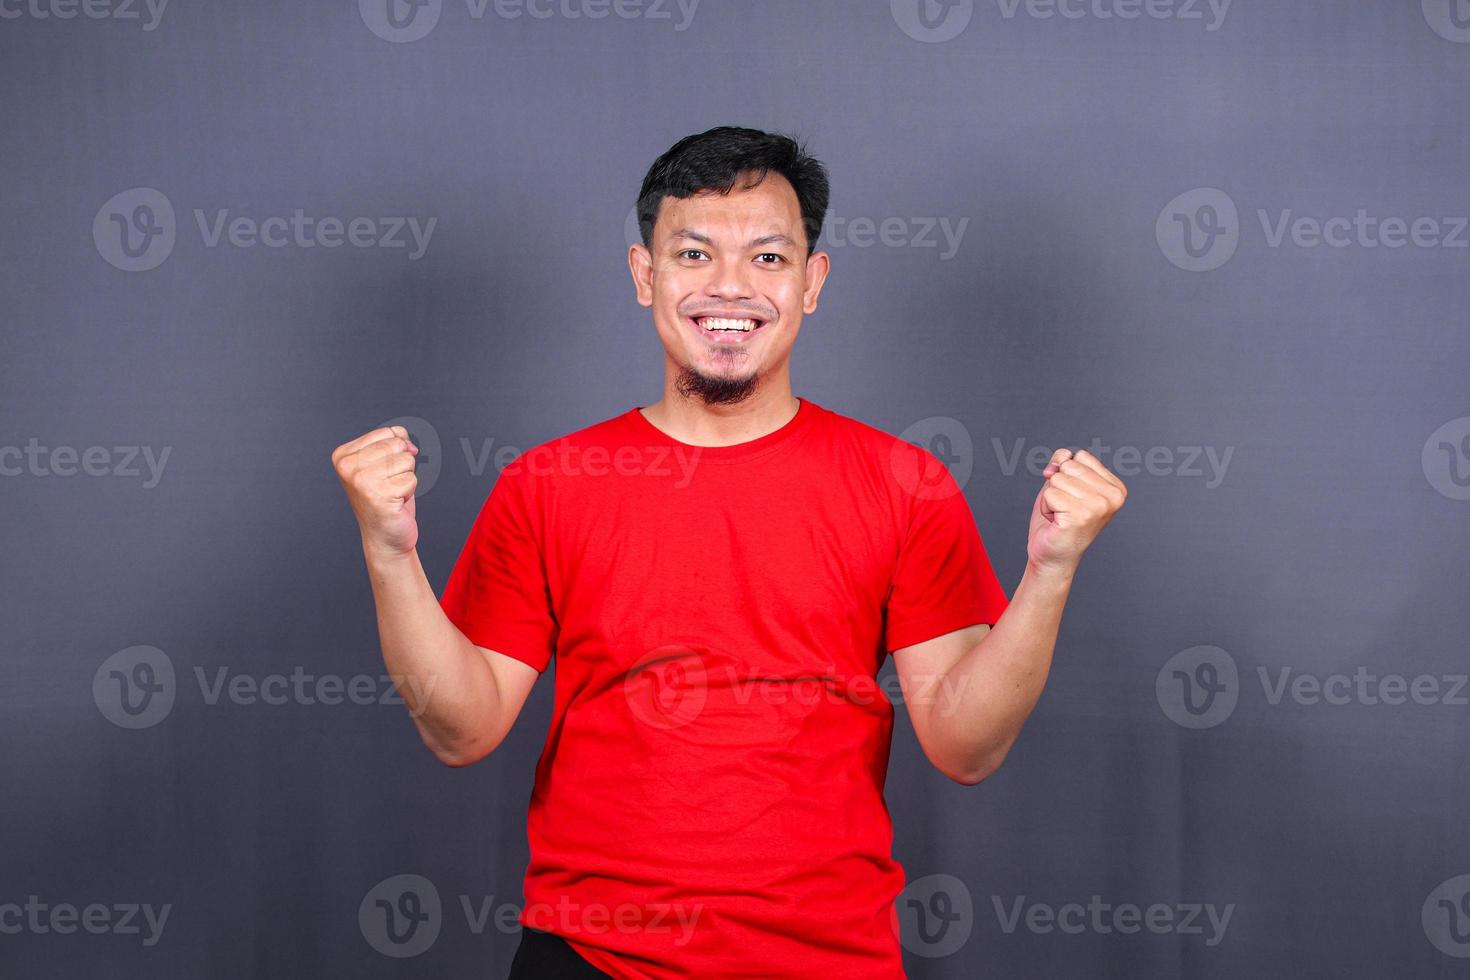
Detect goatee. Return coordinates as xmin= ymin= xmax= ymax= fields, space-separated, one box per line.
xmin=675 ymin=366 xmax=759 ymax=406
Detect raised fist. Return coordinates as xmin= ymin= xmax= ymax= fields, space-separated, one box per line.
xmin=332 ymin=425 xmax=421 ymax=558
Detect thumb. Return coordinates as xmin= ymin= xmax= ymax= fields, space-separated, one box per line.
xmin=1041 ymin=446 xmax=1073 ymax=478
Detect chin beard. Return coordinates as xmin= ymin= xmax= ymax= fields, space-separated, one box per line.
xmin=675 ymin=365 xmax=759 ymax=406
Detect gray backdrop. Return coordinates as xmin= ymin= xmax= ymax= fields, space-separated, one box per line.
xmin=3 ymin=1 xmax=1468 ymax=977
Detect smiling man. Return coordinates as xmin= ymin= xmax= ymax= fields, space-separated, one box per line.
xmin=332 ymin=126 xmax=1127 ymax=979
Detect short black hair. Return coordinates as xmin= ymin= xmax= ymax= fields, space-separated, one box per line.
xmin=634 ymin=125 xmax=831 ymax=257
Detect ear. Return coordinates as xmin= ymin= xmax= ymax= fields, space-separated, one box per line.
xmin=802 ymin=250 xmax=830 ymax=315
xmin=629 ymin=244 xmax=654 ymax=308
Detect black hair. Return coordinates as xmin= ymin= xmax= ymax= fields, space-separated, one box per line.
xmin=634 ymin=126 xmax=830 ymax=257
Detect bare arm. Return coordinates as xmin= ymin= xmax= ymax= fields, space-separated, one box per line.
xmin=362 ymin=541 xmax=539 ymax=766
xmin=894 ymin=447 xmax=1126 ymax=784
xmin=334 ymin=424 xmax=540 ymax=767
xmin=893 ymin=561 xmax=1072 ymax=784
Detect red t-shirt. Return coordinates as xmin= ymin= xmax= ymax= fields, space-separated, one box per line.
xmin=439 ymin=396 xmax=1009 ymax=979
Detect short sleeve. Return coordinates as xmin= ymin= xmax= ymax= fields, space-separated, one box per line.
xmin=884 ymin=467 xmax=1010 ymax=654
xmin=439 ymin=464 xmax=558 ymax=672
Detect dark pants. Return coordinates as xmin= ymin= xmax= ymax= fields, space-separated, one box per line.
xmin=507 ymin=927 xmax=616 ymax=979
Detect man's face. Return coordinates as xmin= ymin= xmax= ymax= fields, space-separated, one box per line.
xmin=630 ymin=170 xmax=829 ymax=404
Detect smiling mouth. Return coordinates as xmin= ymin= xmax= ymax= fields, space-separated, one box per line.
xmin=688 ymin=315 xmax=767 ymax=334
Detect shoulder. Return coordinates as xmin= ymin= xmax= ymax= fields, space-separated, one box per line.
xmin=494 ymin=409 xmax=635 ymax=490
xmin=810 ymin=402 xmax=974 ymax=520
xmin=806 ymin=400 xmax=945 ymax=472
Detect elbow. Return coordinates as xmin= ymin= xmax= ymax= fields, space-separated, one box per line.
xmin=433 ymin=745 xmax=484 ymax=768
xmin=947 ymin=758 xmax=1002 ymax=786
xmin=424 ymin=731 xmax=498 ymax=768
xmin=939 ymin=742 xmax=1012 ymax=786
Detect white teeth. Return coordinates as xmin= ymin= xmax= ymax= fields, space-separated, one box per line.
xmin=696 ymin=316 xmax=759 ymax=332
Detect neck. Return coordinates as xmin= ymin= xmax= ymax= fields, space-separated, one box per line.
xmin=641 ymin=373 xmax=799 ymax=448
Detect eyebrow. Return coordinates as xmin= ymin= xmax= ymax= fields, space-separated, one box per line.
xmin=671 ymin=228 xmax=797 ymax=249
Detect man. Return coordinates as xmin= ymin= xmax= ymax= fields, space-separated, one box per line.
xmin=331 ymin=126 xmax=1127 ymax=979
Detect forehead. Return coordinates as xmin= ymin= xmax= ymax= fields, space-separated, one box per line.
xmin=657 ymin=171 xmax=802 ymax=240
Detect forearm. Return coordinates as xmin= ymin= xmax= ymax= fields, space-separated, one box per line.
xmin=929 ymin=560 xmax=1075 ymax=782
xmin=361 ymin=538 xmax=506 ymax=763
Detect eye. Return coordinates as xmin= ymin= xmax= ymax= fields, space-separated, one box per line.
xmin=755 ymin=253 xmax=785 ymax=264
xmin=679 ymin=249 xmax=708 ymax=261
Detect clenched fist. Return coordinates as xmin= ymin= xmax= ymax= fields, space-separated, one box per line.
xmin=332 ymin=425 xmax=421 ymax=558
xmin=1028 ymin=448 xmax=1127 ymax=573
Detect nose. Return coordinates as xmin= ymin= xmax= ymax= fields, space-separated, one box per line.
xmin=703 ymin=253 xmax=756 ymax=302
